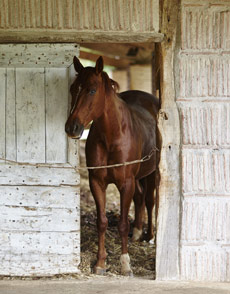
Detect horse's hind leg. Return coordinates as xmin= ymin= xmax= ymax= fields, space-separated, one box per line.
xmin=132 ymin=179 xmax=146 ymax=242
xmin=118 ymin=177 xmax=135 ymax=276
xmin=144 ymin=171 xmax=156 ymax=242
xmin=89 ymin=175 xmax=108 ymax=275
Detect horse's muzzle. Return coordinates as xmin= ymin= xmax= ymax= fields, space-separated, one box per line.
xmin=65 ymin=121 xmax=84 ymax=139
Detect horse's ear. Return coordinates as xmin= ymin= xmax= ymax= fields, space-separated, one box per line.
xmin=73 ymin=56 xmax=84 ymax=74
xmin=95 ymin=56 xmax=104 ymax=75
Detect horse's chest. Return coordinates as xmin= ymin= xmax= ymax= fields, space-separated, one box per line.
xmin=95 ymin=149 xmax=120 ymax=179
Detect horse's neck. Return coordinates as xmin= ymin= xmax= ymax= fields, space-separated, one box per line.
xmin=96 ymin=93 xmax=126 ymax=146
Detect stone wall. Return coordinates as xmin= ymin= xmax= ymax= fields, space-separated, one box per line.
xmin=178 ymin=0 xmax=230 ymax=281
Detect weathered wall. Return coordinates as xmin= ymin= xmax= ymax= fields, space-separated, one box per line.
xmin=178 ymin=0 xmax=230 ymax=281
xmin=112 ymin=65 xmax=152 ymax=93
xmin=0 ymin=0 xmax=162 ymax=43
xmin=130 ymin=65 xmax=152 ymax=93
xmin=0 ymin=44 xmax=80 ymax=276
xmin=112 ymin=70 xmax=129 ymax=92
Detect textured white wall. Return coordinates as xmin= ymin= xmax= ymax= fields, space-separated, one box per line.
xmin=0 ymin=0 xmax=161 ymax=42
xmin=178 ymin=0 xmax=230 ymax=281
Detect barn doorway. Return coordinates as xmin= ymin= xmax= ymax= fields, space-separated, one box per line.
xmin=76 ymin=43 xmax=161 ymax=277
xmin=0 ymin=42 xmax=161 ymax=278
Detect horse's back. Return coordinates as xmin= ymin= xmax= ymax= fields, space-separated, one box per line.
xmin=119 ymin=90 xmax=159 ymax=116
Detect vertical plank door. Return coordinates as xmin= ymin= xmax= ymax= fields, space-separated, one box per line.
xmin=0 ymin=44 xmax=81 ymax=276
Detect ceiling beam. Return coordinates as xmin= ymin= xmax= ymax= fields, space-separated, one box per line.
xmin=0 ymin=31 xmax=164 ymax=44
xmin=79 ymin=51 xmax=131 ymax=69
xmin=81 ymin=43 xmax=155 ymax=65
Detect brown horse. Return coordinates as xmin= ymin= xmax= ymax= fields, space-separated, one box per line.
xmin=65 ymin=56 xmax=160 ymax=276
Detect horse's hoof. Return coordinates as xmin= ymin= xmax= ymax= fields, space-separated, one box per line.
xmin=120 ymin=253 xmax=133 ymax=277
xmin=93 ymin=266 xmax=107 ymax=275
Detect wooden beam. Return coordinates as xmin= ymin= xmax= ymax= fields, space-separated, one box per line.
xmin=0 ymin=31 xmax=164 ymax=44
xmin=155 ymin=0 xmax=181 ymax=281
xmin=79 ymin=51 xmax=130 ymax=69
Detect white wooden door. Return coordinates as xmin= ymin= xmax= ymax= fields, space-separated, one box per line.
xmin=0 ymin=44 xmax=80 ymax=276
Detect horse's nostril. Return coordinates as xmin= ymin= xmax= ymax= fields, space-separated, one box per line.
xmin=73 ymin=124 xmax=78 ymax=134
xmin=65 ymin=121 xmax=84 ymax=138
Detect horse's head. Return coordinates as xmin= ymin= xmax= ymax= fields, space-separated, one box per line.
xmin=65 ymin=56 xmax=117 ymax=139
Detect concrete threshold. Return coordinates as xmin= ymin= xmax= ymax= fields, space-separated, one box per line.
xmin=0 ymin=276 xmax=230 ymax=294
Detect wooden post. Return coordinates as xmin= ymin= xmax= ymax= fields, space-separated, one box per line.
xmin=155 ymin=0 xmax=181 ymax=280
xmin=151 ymin=45 xmax=157 ymax=96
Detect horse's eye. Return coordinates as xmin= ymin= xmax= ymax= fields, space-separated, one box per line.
xmin=89 ymin=89 xmax=96 ymax=95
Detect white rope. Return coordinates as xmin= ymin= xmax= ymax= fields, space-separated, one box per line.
xmin=81 ymin=147 xmax=159 ymax=170
xmin=0 ymin=147 xmax=159 ymax=171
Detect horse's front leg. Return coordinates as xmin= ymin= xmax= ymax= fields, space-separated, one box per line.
xmin=89 ymin=175 xmax=108 ymax=275
xmin=118 ymin=177 xmax=135 ymax=276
